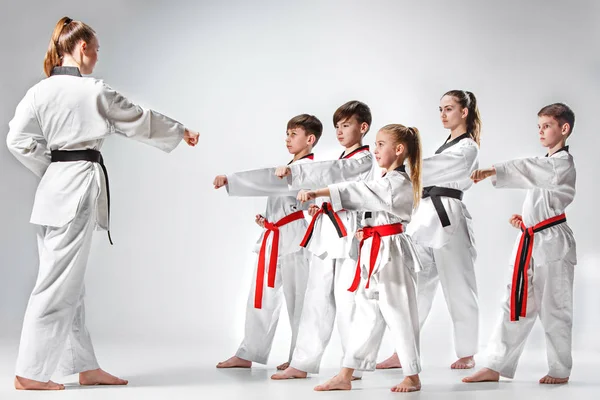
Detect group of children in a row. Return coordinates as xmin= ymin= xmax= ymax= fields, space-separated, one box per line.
xmin=213 ymin=94 xmax=577 ymax=392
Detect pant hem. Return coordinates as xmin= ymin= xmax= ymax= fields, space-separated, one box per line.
xmin=235 ymin=349 xmax=268 ymax=365
xmin=485 ymin=361 xmax=515 ymax=379
xmin=290 ymin=360 xmax=319 ymax=374
xmin=56 ymin=361 xmax=100 ymax=377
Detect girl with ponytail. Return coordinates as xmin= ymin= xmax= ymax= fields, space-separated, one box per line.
xmin=7 ymin=16 xmax=200 ymax=390
xmin=295 ymin=124 xmax=424 ymax=393
xmin=377 ymin=90 xmax=482 ymax=371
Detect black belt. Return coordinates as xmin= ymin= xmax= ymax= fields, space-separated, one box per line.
xmin=50 ymin=149 xmax=113 ymax=245
xmin=422 ymin=186 xmax=463 ymax=227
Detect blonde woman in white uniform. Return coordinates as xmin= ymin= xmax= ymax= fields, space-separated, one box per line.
xmin=7 ymin=16 xmax=199 ymax=390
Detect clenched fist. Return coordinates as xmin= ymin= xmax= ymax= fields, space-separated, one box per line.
xmin=184 ymin=129 xmax=200 ymax=146
xmin=213 ymin=175 xmax=228 ymax=189
xmin=509 ymin=214 xmax=523 ymax=230
xmin=275 ymin=166 xmax=292 ymax=179
xmin=307 ymin=204 xmax=320 ymax=217
xmin=297 ymin=190 xmax=317 ymax=203
xmin=255 ymin=214 xmax=266 ymax=228
xmin=470 ymin=167 xmax=496 ymax=183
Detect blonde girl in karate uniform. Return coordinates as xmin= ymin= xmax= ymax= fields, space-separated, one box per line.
xmin=297 ymin=124 xmax=425 ymax=393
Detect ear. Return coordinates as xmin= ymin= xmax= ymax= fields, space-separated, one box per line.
xmin=561 ymin=123 xmax=570 ymax=136
xmin=461 ymin=107 xmax=469 ymax=119
xmin=395 ymin=143 xmax=405 ymax=156
xmin=360 ymin=122 xmax=369 ymax=135
xmin=307 ymin=134 xmax=316 ymax=145
xmin=80 ymin=40 xmax=87 ymax=52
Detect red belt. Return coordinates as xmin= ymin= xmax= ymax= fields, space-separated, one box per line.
xmin=348 ymin=223 xmax=404 ymax=292
xmin=299 ymin=202 xmax=347 ymax=247
xmin=254 ymin=210 xmax=305 ymax=309
xmin=511 ymin=213 xmax=567 ymax=321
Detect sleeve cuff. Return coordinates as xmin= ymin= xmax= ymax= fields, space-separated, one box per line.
xmin=492 ymin=163 xmax=507 ymax=187
xmin=288 ymin=164 xmax=302 ymax=190
xmin=328 ymin=184 xmax=344 ymax=211
xmin=224 ymin=173 xmax=234 ymax=195
xmin=161 ymin=123 xmax=186 ymax=153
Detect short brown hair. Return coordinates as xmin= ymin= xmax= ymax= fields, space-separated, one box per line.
xmin=333 ymin=101 xmax=372 ymax=133
xmin=287 ymin=114 xmax=323 ymax=145
xmin=538 ymin=103 xmax=575 ymax=135
xmin=44 ymin=17 xmax=96 ymax=77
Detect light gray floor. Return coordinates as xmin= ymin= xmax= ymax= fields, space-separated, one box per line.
xmin=0 ymin=339 xmax=598 ymax=400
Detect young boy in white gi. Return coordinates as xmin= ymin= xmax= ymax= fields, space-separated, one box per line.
xmin=464 ymin=103 xmax=577 ymax=385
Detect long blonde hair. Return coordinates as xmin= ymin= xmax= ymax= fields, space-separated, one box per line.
xmin=380 ymin=124 xmax=422 ymax=207
xmin=43 ymin=16 xmax=96 ymax=77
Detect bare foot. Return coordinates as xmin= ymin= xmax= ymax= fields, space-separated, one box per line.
xmin=271 ymin=367 xmax=308 ymax=380
xmin=277 ymin=362 xmax=290 ymax=371
xmin=451 ymin=356 xmax=475 ymax=369
xmin=390 ymin=375 xmax=421 ymax=392
xmin=14 ymin=376 xmax=65 ymax=391
xmin=539 ymin=375 xmax=569 ymax=384
xmin=216 ymin=356 xmax=252 ymax=369
xmin=79 ymin=369 xmax=128 ymax=386
xmin=376 ymin=353 xmax=402 ymax=369
xmin=463 ymin=368 xmax=500 ymax=383
xmin=314 ymin=375 xmax=352 ymax=391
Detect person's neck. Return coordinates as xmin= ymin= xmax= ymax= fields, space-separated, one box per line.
xmin=449 ymin=124 xmax=468 ymax=141
xmin=387 ymin=157 xmax=405 ymax=172
xmin=293 ymin=147 xmax=312 ymax=161
xmin=61 ymin=57 xmax=80 ymax=70
xmin=343 ymin=142 xmax=362 ymax=156
xmin=548 ymin=139 xmax=567 ymax=156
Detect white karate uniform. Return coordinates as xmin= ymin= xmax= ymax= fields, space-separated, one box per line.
xmin=485 ymin=147 xmax=576 ymax=379
xmin=328 ymin=167 xmax=423 ymax=376
xmin=286 ymin=147 xmax=374 ymax=374
xmin=7 ymin=66 xmax=184 ymax=381
xmin=407 ymin=134 xmax=480 ymax=358
xmin=224 ymin=156 xmax=313 ymax=364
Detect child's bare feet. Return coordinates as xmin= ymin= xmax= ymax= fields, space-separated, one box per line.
xmin=216 ymin=356 xmax=252 ymax=369
xmin=539 ymin=375 xmax=569 ymax=384
xmin=277 ymin=362 xmax=290 ymax=370
xmin=314 ymin=375 xmax=352 ymax=391
xmin=390 ymin=375 xmax=421 ymax=392
xmin=271 ymin=367 xmax=307 ymax=380
xmin=376 ymin=352 xmax=402 ymax=369
xmin=14 ymin=376 xmax=64 ymax=390
xmin=451 ymin=356 xmax=475 ymax=369
xmin=79 ymin=369 xmax=128 ymax=386
xmin=463 ymin=368 xmax=500 ymax=383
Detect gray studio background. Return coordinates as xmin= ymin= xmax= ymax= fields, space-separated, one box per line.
xmin=1 ymin=0 xmax=599 ymax=369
